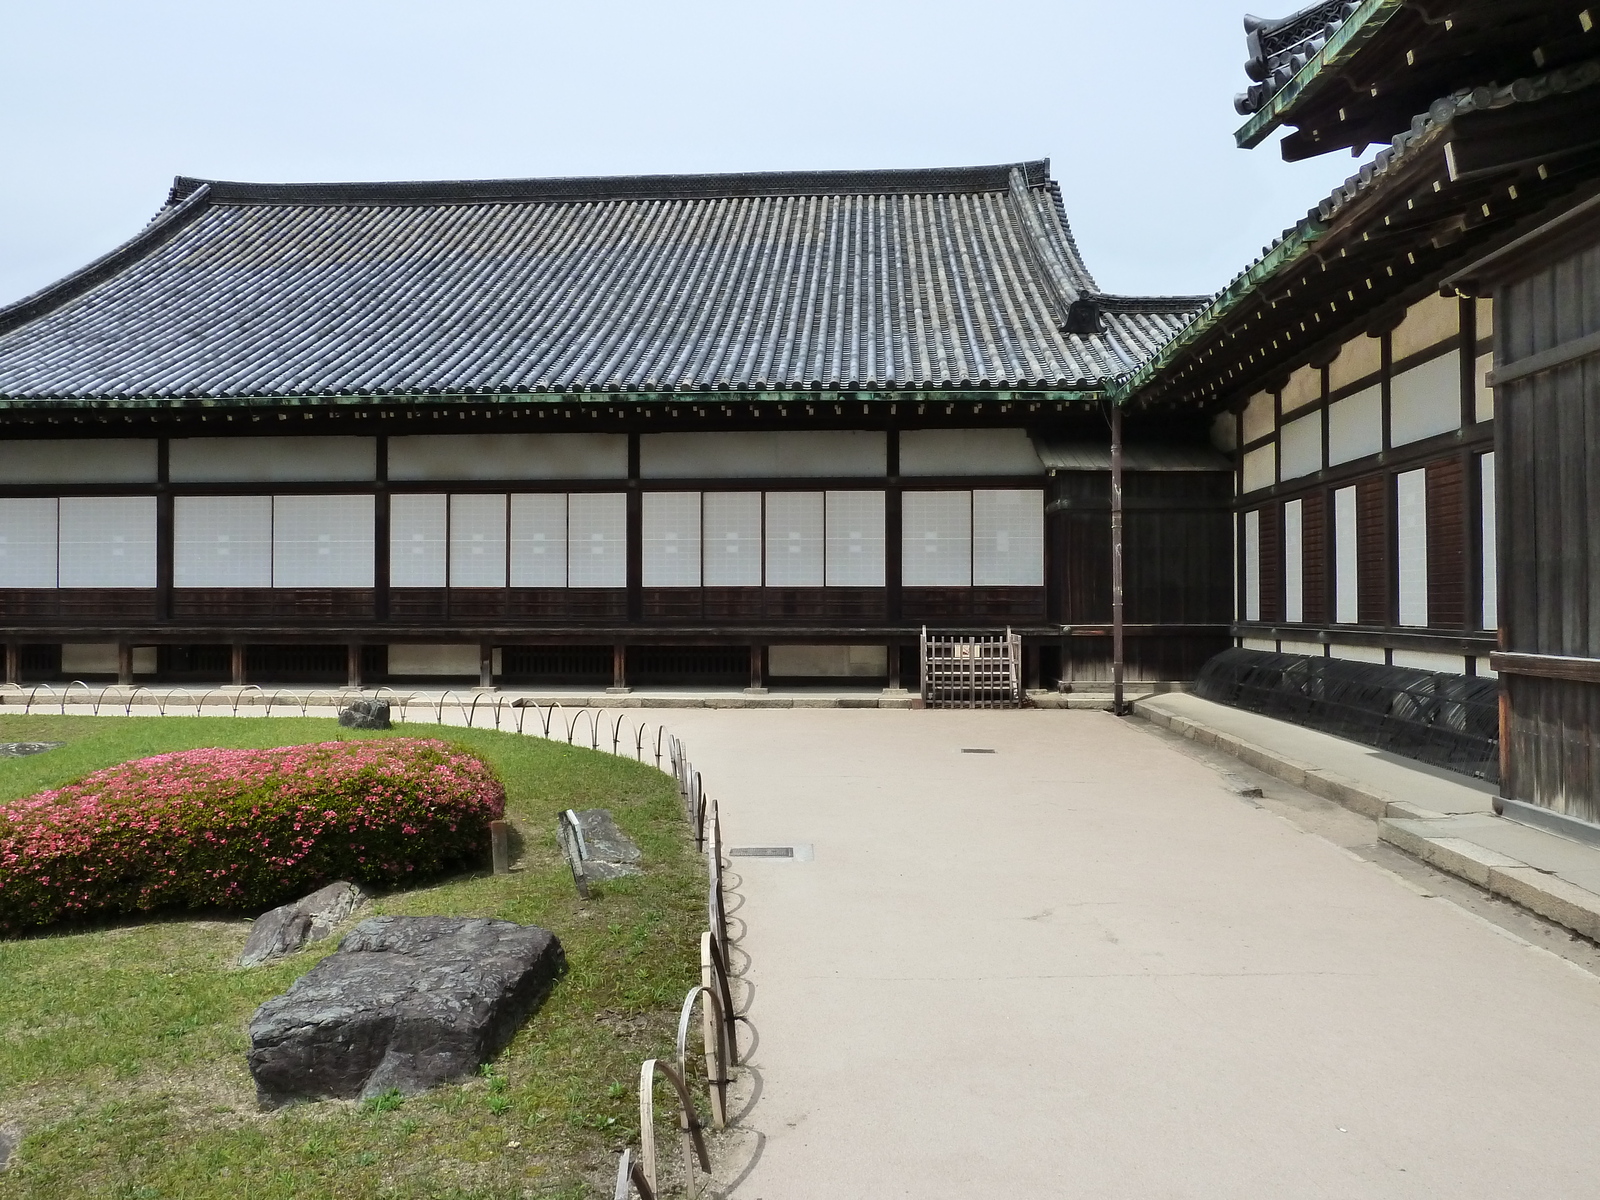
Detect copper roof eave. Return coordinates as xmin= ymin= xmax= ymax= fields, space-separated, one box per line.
xmin=1109 ymin=219 xmax=1330 ymax=407
xmin=1132 ymin=56 xmax=1600 ymax=411
xmin=1234 ymin=0 xmax=1406 ymax=149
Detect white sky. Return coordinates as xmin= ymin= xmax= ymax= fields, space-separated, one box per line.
xmin=1 ymin=0 xmax=1368 ymax=307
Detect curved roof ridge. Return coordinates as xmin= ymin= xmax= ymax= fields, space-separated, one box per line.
xmin=168 ymin=160 xmax=1052 ymax=208
xmin=0 ymin=183 xmax=213 ymax=340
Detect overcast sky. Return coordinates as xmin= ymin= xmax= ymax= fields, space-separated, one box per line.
xmin=1 ymin=1 xmax=1365 ymax=307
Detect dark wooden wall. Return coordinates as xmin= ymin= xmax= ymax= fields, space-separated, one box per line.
xmin=1052 ymin=469 xmax=1233 ymax=682
xmin=1495 ymin=226 xmax=1600 ymax=822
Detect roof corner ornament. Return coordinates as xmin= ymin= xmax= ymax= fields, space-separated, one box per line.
xmin=1061 ymin=298 xmax=1106 ymax=336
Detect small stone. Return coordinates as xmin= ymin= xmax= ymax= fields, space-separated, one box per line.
xmin=240 ymin=881 xmax=368 ymax=967
xmin=338 ymin=699 xmax=392 ymax=730
xmin=0 ymin=742 xmax=63 ymax=758
xmin=558 ymin=809 xmax=643 ymax=886
xmin=247 ymin=916 xmax=564 ymax=1107
xmin=575 ymin=810 xmax=642 ymax=866
xmin=0 ymin=1122 xmax=22 ymax=1171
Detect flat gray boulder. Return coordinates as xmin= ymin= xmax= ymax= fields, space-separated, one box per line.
xmin=240 ymin=881 xmax=368 ymax=967
xmin=247 ymin=916 xmax=564 ymax=1107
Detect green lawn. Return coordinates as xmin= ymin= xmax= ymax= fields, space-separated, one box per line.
xmin=0 ymin=714 xmax=704 ymax=1199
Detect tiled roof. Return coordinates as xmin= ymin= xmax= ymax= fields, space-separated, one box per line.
xmin=0 ymin=162 xmax=1204 ymax=402
xmin=1234 ymin=1 xmax=1361 ymax=116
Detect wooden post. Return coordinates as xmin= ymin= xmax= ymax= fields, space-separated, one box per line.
xmin=886 ymin=429 xmax=903 ymax=625
xmin=155 ymin=438 xmax=173 ymax=624
xmin=489 ymin=820 xmax=511 ymax=874
xmin=1111 ymin=402 xmax=1126 ymax=715
xmin=5 ymin=642 xmax=19 ymax=686
xmin=478 ymin=640 xmax=494 ymax=689
xmin=609 ymin=643 xmax=629 ymax=694
xmin=745 ymin=644 xmax=766 ymax=694
xmin=887 ymin=642 xmax=902 ymax=691
xmin=117 ymin=642 xmax=133 ymax=686
xmin=346 ymin=643 xmax=363 ymax=689
xmin=231 ymin=643 xmax=246 ymax=687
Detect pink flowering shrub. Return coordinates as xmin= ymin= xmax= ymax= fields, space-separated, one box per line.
xmin=0 ymin=738 xmax=504 ymax=933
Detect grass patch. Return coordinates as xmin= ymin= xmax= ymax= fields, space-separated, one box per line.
xmin=0 ymin=714 xmax=702 ymax=1198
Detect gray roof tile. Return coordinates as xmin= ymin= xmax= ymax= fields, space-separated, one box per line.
xmin=0 ymin=161 xmax=1204 ymax=401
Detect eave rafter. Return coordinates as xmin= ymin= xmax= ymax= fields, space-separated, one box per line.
xmin=1123 ymin=72 xmax=1600 ymax=415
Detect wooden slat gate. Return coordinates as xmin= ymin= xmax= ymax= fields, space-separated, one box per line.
xmin=919 ymin=626 xmax=1022 ymax=708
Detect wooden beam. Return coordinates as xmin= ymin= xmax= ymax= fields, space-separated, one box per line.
xmin=1490 ymin=651 xmax=1600 ymax=684
xmin=1488 ymin=327 xmax=1600 ymax=387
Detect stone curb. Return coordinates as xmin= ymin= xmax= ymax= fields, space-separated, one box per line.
xmin=1131 ymin=697 xmax=1600 ymax=944
xmin=1131 ymin=698 xmax=1410 ymax=820
xmin=1387 ymin=817 xmax=1600 ymax=942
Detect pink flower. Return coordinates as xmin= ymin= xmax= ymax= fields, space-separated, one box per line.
xmin=0 ymin=738 xmax=504 ymax=933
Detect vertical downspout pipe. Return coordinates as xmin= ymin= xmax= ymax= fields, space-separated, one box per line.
xmin=1111 ymin=401 xmax=1126 ymax=716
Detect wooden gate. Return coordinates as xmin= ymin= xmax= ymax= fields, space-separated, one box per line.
xmin=919 ymin=627 xmax=1022 ymax=708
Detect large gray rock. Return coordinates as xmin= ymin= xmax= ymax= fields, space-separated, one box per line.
xmin=247 ymin=916 xmax=564 ymax=1107
xmin=337 ymin=699 xmax=391 ymax=729
xmin=240 ymin=881 xmax=368 ymax=967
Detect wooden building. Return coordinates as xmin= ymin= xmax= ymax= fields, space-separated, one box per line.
xmin=1130 ymin=0 xmax=1600 ymax=825
xmin=1450 ymin=192 xmax=1600 ymax=831
xmin=0 ymin=163 xmax=1222 ymax=691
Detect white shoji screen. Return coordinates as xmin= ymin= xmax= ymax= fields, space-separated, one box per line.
xmin=450 ymin=493 xmax=507 ymax=587
xmin=59 ymin=497 xmax=157 ymax=588
xmin=1396 ymin=469 xmax=1428 ymax=627
xmin=1334 ymin=486 xmax=1359 ymax=624
xmin=567 ymin=493 xmax=627 ymax=587
xmin=703 ymin=492 xmax=762 ymax=586
xmin=824 ymin=490 xmax=885 ymax=587
xmin=1284 ymin=499 xmax=1304 ymax=623
xmin=764 ymin=492 xmax=824 ymax=587
xmin=175 ymin=495 xmax=272 ymax=587
xmin=390 ymin=494 xmax=447 ymax=588
xmin=510 ymin=494 xmax=567 ymax=587
xmin=902 ymin=491 xmax=971 ymax=587
xmin=1244 ymin=508 xmax=1261 ymax=621
xmin=272 ymin=495 xmax=374 ymax=588
xmin=643 ymin=492 xmax=702 ymax=587
xmin=972 ymin=489 xmax=1043 ymax=586
xmin=0 ymin=499 xmax=57 ymax=587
